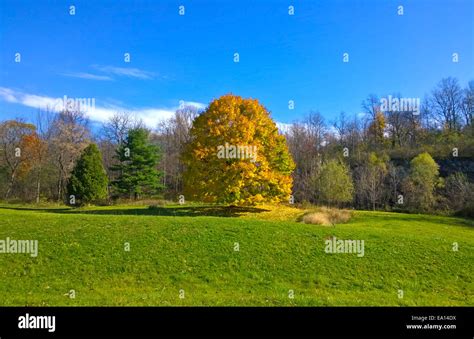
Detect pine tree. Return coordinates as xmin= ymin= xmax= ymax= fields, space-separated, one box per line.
xmin=112 ymin=128 xmax=163 ymax=199
xmin=67 ymin=143 xmax=108 ymax=205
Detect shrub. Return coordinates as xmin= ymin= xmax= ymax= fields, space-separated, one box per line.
xmin=148 ymin=200 xmax=168 ymax=209
xmin=325 ymin=207 xmax=353 ymax=224
xmin=303 ymin=212 xmax=331 ymax=226
xmin=302 ymin=208 xmax=353 ymax=226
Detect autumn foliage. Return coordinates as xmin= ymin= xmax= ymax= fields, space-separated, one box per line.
xmin=182 ymin=94 xmax=295 ymax=205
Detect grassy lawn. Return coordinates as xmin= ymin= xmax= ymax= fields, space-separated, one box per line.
xmin=0 ymin=203 xmax=472 ymax=306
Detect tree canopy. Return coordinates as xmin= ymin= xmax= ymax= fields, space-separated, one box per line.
xmin=316 ymin=159 xmax=354 ymax=206
xmin=405 ymin=152 xmax=440 ymax=211
xmin=182 ymin=94 xmax=295 ymax=205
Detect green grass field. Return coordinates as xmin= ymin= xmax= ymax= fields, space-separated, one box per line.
xmin=0 ymin=203 xmax=472 ymax=306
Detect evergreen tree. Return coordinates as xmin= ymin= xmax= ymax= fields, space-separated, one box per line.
xmin=112 ymin=128 xmax=163 ymax=199
xmin=67 ymin=143 xmax=108 ymax=205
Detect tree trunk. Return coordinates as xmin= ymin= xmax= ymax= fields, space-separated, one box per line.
xmin=57 ymin=177 xmax=63 ymax=203
xmin=36 ymin=175 xmax=41 ymax=204
xmin=5 ymin=172 xmax=15 ymax=199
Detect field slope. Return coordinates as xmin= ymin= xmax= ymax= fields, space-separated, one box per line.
xmin=0 ymin=204 xmax=472 ymax=306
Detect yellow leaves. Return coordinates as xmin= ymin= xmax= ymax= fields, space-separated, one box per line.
xmin=183 ymin=94 xmax=295 ymax=205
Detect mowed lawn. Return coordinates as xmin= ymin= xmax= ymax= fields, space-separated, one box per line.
xmin=0 ymin=203 xmax=472 ymax=306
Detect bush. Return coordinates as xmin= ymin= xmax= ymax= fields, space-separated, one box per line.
xmin=302 ymin=208 xmax=352 ymax=226
xmin=148 ymin=200 xmax=168 ymax=209
xmin=303 ymin=212 xmax=331 ymax=226
xmin=325 ymin=207 xmax=353 ymax=224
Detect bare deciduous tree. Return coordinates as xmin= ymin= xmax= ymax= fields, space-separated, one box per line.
xmin=49 ymin=110 xmax=90 ymax=202
xmin=154 ymin=106 xmax=200 ymax=196
xmin=427 ymin=77 xmax=463 ymax=131
xmin=461 ymin=81 xmax=474 ymax=127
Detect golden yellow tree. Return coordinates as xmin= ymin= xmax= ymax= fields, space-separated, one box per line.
xmin=182 ymin=94 xmax=295 ymax=205
xmin=367 ymin=110 xmax=386 ymax=147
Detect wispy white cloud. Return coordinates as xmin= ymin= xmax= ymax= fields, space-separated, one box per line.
xmin=0 ymin=87 xmax=18 ymax=103
xmin=0 ymin=87 xmax=205 ymax=127
xmin=0 ymin=87 xmax=59 ymax=109
xmin=61 ymin=66 xmax=158 ymax=81
xmin=61 ymin=72 xmax=113 ymax=81
xmin=93 ymin=65 xmax=156 ymax=80
xmin=183 ymin=101 xmax=206 ymax=110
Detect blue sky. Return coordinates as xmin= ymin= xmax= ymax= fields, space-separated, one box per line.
xmin=0 ymin=0 xmax=473 ymax=128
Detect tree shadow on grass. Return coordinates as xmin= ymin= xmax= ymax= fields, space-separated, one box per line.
xmin=74 ymin=205 xmax=270 ymax=217
xmin=0 ymin=205 xmax=270 ymax=218
xmin=0 ymin=206 xmax=71 ymax=213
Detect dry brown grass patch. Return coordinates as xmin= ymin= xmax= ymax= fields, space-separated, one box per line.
xmin=302 ymin=207 xmax=353 ymax=226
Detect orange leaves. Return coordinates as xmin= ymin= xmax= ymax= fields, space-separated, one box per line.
xmin=17 ymin=132 xmax=46 ymax=179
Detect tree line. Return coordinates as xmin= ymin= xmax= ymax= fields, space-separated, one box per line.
xmin=0 ymin=77 xmax=472 ymax=215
